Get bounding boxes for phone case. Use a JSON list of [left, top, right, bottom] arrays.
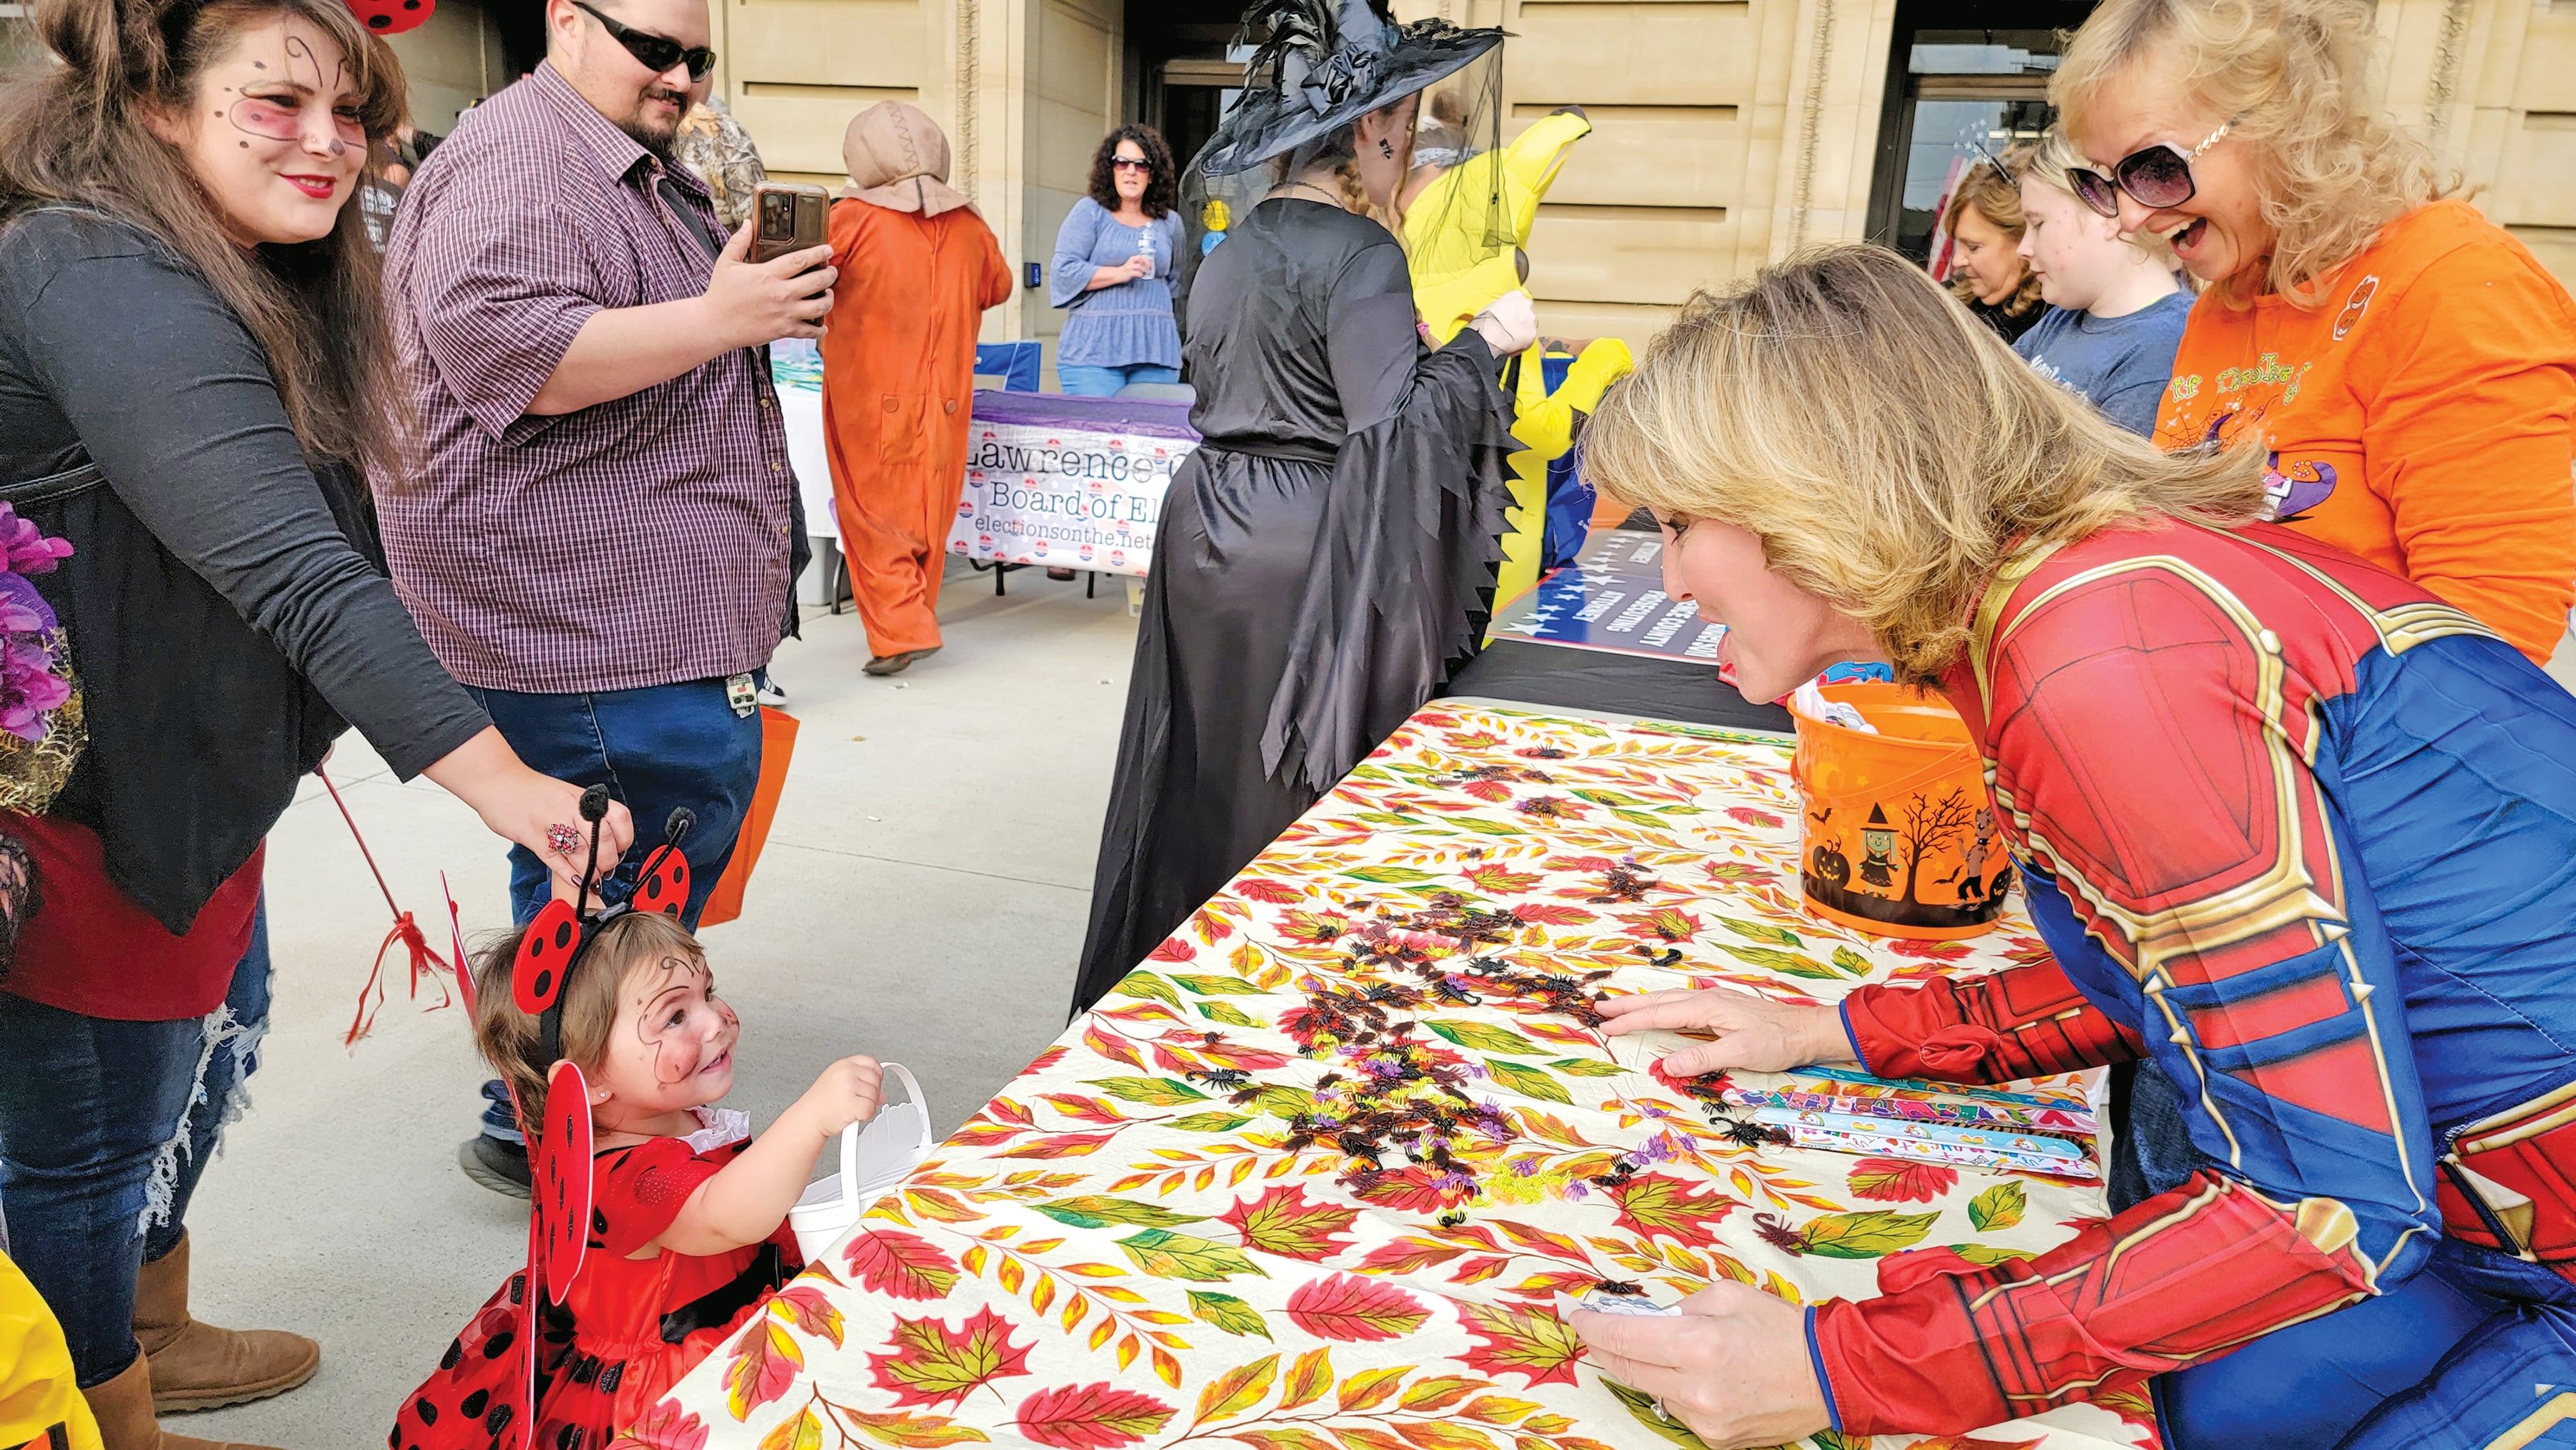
[[751, 182, 829, 264]]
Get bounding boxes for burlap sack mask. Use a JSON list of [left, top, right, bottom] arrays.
[[839, 102, 977, 217]]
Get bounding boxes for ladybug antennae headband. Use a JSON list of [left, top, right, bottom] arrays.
[[510, 797, 697, 1067]]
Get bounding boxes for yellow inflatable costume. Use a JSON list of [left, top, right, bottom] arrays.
[[1402, 108, 1635, 607], [1, 1250, 102, 1450]]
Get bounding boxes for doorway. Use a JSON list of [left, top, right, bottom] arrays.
[[1865, 0, 2097, 264], [1124, 0, 1244, 168]]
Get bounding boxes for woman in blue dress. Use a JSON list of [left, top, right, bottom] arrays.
[[1050, 127, 1185, 396]]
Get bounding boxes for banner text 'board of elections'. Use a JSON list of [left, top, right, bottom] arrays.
[[946, 391, 1199, 577]]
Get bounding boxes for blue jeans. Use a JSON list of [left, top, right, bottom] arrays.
[[1057, 363, 1179, 398], [465, 677, 761, 1142], [0, 904, 270, 1386]]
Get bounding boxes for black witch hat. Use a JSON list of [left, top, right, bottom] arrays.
[[1195, 0, 1503, 177]]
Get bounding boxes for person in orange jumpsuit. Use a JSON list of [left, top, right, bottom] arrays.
[[819, 102, 1013, 675]]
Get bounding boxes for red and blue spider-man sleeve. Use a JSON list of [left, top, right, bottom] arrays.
[[1810, 528, 2448, 1436]]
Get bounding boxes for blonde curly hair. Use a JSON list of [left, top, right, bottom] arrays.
[[2051, 0, 2452, 307], [1580, 245, 2268, 683]]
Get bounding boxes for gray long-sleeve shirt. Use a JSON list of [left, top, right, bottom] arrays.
[[0, 207, 489, 932]]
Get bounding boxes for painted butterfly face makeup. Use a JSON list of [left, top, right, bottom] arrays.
[[161, 14, 371, 247], [593, 951, 741, 1121], [227, 92, 367, 152]]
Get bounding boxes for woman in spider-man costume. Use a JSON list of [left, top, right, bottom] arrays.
[[1569, 245, 2576, 1450]]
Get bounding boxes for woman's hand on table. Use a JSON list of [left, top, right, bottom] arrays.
[[1571, 1283, 1830, 1449], [1597, 986, 1854, 1076]]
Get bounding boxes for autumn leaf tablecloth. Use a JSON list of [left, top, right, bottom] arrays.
[[643, 704, 2151, 1450]]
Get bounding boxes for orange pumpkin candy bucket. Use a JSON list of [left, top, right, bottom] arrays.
[[1790, 682, 2011, 941]]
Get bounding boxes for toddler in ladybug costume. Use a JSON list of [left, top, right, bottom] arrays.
[[394, 806, 882, 1450]]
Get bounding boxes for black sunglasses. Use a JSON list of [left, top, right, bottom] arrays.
[[572, 0, 716, 82], [2066, 122, 2230, 220], [1111, 157, 1153, 172]]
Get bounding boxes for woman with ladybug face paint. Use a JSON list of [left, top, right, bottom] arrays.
[[0, 0, 631, 1439], [147, 12, 373, 246]]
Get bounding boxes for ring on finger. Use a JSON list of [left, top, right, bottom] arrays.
[[545, 823, 583, 856]]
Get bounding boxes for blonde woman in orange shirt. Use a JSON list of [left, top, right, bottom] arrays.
[[2055, 0, 2576, 662]]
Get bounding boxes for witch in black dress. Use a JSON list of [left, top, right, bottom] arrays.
[[1073, 0, 1536, 1013]]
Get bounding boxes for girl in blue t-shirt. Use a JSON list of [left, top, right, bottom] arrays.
[[2010, 129, 2194, 436]]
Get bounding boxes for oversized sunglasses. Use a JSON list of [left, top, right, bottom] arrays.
[[1111, 157, 1153, 172], [2066, 121, 2230, 220], [572, 0, 717, 82]]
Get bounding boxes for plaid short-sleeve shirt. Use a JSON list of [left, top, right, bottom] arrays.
[[376, 63, 793, 695]]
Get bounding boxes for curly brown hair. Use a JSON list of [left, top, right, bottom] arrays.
[[1085, 125, 1176, 219]]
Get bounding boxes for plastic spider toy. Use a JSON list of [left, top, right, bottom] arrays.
[[1187, 1067, 1253, 1091], [1752, 1211, 1811, 1254], [1707, 1110, 1793, 1150]]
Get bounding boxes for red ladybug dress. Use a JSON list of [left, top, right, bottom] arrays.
[[392, 1111, 800, 1450]]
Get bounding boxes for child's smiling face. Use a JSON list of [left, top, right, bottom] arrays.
[[592, 947, 740, 1117]]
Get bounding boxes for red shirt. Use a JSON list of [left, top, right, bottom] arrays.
[[1, 813, 261, 1020]]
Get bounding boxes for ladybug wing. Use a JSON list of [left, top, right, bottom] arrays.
[[507, 1215, 542, 1450], [535, 1061, 594, 1304], [628, 843, 691, 919], [512, 899, 582, 1017]]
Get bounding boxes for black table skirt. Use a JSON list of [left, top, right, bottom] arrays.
[[1439, 638, 1795, 735]]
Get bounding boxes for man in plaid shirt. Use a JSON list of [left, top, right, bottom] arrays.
[[377, 0, 834, 1195]]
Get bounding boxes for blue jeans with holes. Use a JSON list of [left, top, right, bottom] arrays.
[[0, 903, 270, 1387], [464, 677, 761, 1143]]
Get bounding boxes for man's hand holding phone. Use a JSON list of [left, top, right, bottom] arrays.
[[703, 218, 834, 349]]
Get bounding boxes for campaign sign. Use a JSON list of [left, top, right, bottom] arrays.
[[1486, 529, 1731, 664], [947, 391, 1201, 579]]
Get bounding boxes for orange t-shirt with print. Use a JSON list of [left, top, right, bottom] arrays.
[[2153, 199, 2576, 662]]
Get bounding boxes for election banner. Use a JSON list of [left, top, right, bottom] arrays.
[[947, 391, 1201, 577], [1485, 529, 1732, 663]]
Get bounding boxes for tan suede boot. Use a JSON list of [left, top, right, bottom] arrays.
[[80, 1355, 281, 1450], [131, 1235, 319, 1414]]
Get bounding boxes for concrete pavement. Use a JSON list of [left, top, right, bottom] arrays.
[[180, 559, 1137, 1448]]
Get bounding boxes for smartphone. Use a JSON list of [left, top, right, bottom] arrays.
[[750, 182, 829, 265]]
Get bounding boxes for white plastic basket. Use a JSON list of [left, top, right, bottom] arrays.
[[788, 1062, 932, 1263]]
